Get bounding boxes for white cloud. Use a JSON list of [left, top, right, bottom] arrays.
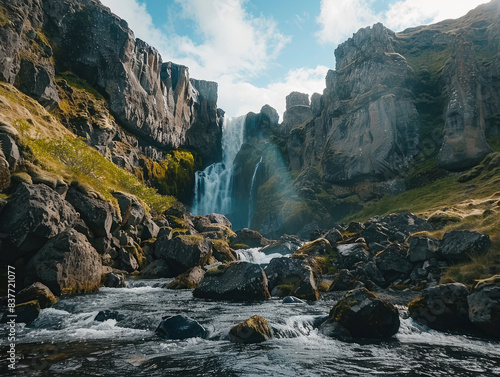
[[100, 0, 297, 117], [316, 0, 488, 45]]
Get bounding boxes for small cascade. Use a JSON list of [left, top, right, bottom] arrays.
[[191, 115, 246, 216], [236, 247, 289, 265], [247, 156, 264, 228]]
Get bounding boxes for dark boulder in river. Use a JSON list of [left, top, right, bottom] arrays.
[[156, 315, 207, 340], [329, 288, 400, 339], [193, 261, 271, 301], [229, 315, 273, 344]]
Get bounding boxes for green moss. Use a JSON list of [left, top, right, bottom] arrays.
[[205, 263, 230, 277], [278, 284, 294, 296], [333, 300, 357, 322], [231, 243, 249, 250], [0, 5, 11, 27], [56, 71, 104, 99]]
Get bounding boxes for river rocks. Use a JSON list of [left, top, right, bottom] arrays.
[[167, 266, 205, 289], [66, 184, 120, 238], [211, 240, 238, 263], [232, 228, 271, 248], [265, 257, 311, 292], [25, 228, 102, 295], [468, 275, 500, 337], [409, 283, 470, 330], [155, 234, 212, 276], [329, 288, 400, 338], [0, 183, 76, 254], [95, 310, 125, 322], [103, 271, 126, 288], [329, 269, 358, 291], [140, 259, 174, 279], [193, 262, 271, 301], [207, 213, 232, 229], [11, 300, 40, 325], [290, 269, 320, 301], [229, 315, 273, 344], [282, 296, 306, 304], [375, 243, 413, 284], [112, 191, 145, 227], [292, 238, 333, 259], [261, 235, 303, 255], [439, 230, 491, 262], [156, 315, 207, 340], [17, 282, 57, 309]]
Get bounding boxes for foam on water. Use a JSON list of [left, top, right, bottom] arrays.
[[237, 247, 289, 265]]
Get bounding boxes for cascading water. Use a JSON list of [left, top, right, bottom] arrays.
[[191, 115, 246, 216], [247, 156, 263, 228]]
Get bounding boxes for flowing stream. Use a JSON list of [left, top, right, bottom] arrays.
[[2, 275, 500, 376], [191, 115, 246, 217]]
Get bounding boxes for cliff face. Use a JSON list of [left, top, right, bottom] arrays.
[[0, 0, 222, 168]]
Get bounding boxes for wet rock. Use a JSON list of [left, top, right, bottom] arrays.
[[375, 243, 413, 284], [232, 228, 271, 248], [193, 262, 271, 301], [439, 230, 491, 262], [229, 315, 273, 344], [112, 191, 145, 227], [361, 223, 390, 245], [291, 269, 320, 301], [337, 243, 369, 270], [468, 275, 500, 337], [211, 240, 238, 263], [3, 300, 40, 325], [103, 272, 126, 288], [167, 266, 205, 289], [318, 319, 352, 340], [66, 185, 121, 238], [353, 261, 385, 288], [17, 282, 57, 309], [261, 235, 303, 255], [140, 259, 174, 279], [265, 257, 311, 292], [0, 183, 76, 254], [95, 310, 125, 322], [409, 283, 470, 331], [378, 212, 432, 239], [139, 218, 160, 240], [156, 315, 207, 340], [292, 238, 333, 259], [25, 228, 102, 295], [330, 288, 400, 339], [282, 296, 305, 304], [155, 234, 212, 276], [407, 236, 440, 263]]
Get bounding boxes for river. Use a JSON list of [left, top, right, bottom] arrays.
[[1, 273, 500, 376]]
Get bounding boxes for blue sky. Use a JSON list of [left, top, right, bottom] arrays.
[[100, 0, 488, 118]]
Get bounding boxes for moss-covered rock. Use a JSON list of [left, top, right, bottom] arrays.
[[229, 315, 273, 344], [17, 282, 57, 309], [211, 240, 238, 263], [167, 266, 205, 289]]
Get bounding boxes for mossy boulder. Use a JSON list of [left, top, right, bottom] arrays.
[[155, 234, 212, 276], [5, 300, 40, 324], [193, 261, 271, 301], [17, 282, 57, 309], [468, 275, 500, 337], [211, 240, 238, 263], [329, 288, 400, 339], [291, 238, 334, 259], [229, 315, 273, 344], [409, 283, 470, 331], [231, 228, 271, 248], [167, 266, 205, 289]]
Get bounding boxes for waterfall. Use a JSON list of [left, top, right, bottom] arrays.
[[191, 115, 246, 216], [247, 156, 263, 228]]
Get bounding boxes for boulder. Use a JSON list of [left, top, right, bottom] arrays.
[[375, 243, 413, 284], [337, 243, 370, 270], [167, 266, 205, 289], [0, 149, 10, 190], [378, 212, 432, 238], [229, 315, 273, 344], [468, 275, 500, 337], [439, 230, 491, 262], [103, 272, 126, 288], [0, 183, 76, 254], [329, 269, 358, 291], [156, 315, 207, 340], [6, 300, 40, 325], [232, 228, 271, 248], [140, 259, 174, 279], [265, 257, 311, 292], [261, 235, 303, 255], [211, 240, 238, 263], [291, 270, 320, 301], [292, 238, 334, 259], [193, 262, 271, 301], [407, 236, 440, 263], [330, 288, 400, 339], [17, 282, 57, 309], [318, 319, 352, 340], [112, 191, 145, 227], [353, 261, 386, 288], [25, 229, 102, 295], [207, 213, 232, 229], [139, 218, 160, 240], [155, 235, 212, 276], [117, 249, 139, 272], [409, 283, 470, 330], [323, 229, 343, 246], [95, 310, 125, 322], [0, 133, 20, 171], [360, 223, 390, 245]]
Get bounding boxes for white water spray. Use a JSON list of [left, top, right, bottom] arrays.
[[191, 115, 246, 216], [247, 156, 263, 228]]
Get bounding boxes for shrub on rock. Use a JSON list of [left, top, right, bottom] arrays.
[[229, 315, 273, 344]]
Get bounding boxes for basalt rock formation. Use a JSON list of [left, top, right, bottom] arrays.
[[0, 0, 222, 195]]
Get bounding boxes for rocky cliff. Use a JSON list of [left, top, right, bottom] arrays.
[[0, 0, 222, 191]]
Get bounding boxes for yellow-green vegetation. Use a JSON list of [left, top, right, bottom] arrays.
[[439, 277, 456, 285], [390, 284, 409, 291], [0, 82, 176, 213], [277, 284, 294, 295], [408, 297, 425, 315], [318, 281, 331, 292], [231, 243, 249, 250], [205, 263, 231, 277], [56, 71, 104, 99], [333, 300, 357, 322], [0, 5, 11, 27]]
